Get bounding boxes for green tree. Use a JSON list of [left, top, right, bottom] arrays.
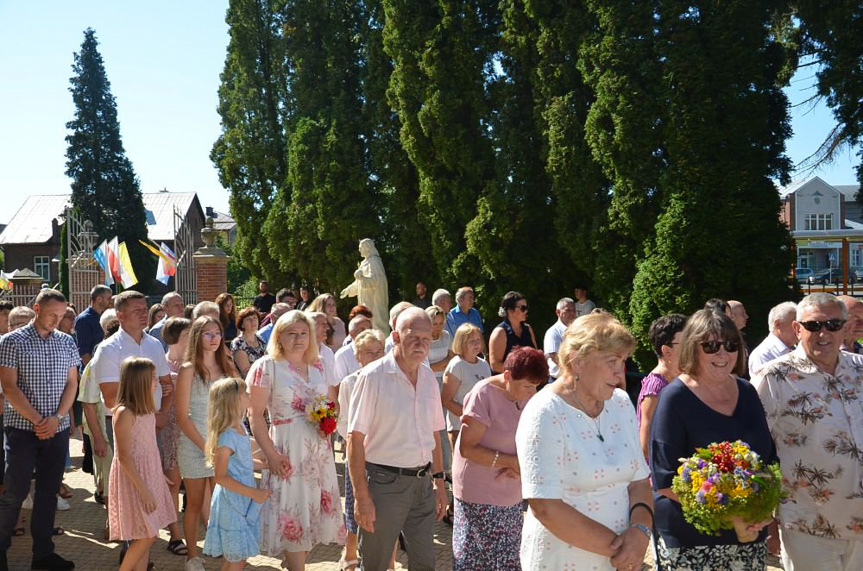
[[627, 0, 795, 360], [212, 0, 291, 285], [65, 28, 154, 290]]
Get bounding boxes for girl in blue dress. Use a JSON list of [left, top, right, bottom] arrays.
[[204, 378, 270, 569]]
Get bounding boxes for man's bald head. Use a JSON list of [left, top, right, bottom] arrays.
[[393, 307, 433, 368], [348, 314, 372, 337], [395, 306, 432, 333]]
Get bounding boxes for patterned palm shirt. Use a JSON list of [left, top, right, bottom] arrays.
[[752, 346, 863, 540]]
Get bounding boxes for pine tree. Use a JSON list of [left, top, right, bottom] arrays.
[[65, 28, 153, 290]]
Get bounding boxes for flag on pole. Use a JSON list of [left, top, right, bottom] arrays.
[[156, 242, 178, 285], [116, 242, 138, 288], [0, 271, 12, 291], [107, 237, 120, 282], [93, 239, 115, 286]]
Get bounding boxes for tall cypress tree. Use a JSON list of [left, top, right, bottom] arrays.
[[212, 0, 292, 284], [65, 28, 153, 290]]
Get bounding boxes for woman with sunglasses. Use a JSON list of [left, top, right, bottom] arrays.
[[489, 291, 538, 373], [649, 309, 777, 570]]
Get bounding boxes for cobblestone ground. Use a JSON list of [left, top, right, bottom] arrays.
[[6, 435, 784, 570]]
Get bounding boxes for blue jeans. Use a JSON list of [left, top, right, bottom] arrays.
[[0, 427, 69, 559]]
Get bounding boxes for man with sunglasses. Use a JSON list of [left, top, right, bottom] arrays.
[[752, 293, 863, 571]]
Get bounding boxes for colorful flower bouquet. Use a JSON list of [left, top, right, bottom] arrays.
[[306, 394, 338, 438], [672, 440, 784, 541]]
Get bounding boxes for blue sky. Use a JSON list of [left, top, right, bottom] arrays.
[[0, 1, 859, 226]]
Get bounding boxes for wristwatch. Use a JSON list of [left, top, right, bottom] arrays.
[[431, 471, 445, 480], [55, 413, 64, 422]]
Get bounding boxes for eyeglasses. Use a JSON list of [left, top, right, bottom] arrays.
[[699, 340, 740, 354], [517, 304, 529, 312], [202, 331, 223, 340], [797, 319, 846, 333]]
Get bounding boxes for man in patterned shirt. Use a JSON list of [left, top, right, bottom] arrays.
[[752, 293, 863, 571], [0, 289, 80, 570]]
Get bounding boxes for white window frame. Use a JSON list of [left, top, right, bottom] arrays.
[[33, 256, 50, 282], [804, 213, 833, 231]]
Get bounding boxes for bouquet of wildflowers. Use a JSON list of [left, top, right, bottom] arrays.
[[672, 440, 784, 541], [306, 394, 338, 438]]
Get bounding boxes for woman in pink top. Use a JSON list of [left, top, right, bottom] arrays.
[[451, 347, 548, 570]]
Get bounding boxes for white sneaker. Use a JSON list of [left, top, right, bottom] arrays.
[[21, 493, 33, 510], [56, 496, 71, 511], [184, 556, 206, 571]]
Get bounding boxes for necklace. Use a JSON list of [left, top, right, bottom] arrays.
[[569, 386, 604, 442]]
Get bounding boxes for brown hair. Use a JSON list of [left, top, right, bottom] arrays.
[[113, 290, 146, 312], [676, 309, 746, 377], [162, 317, 191, 346], [147, 303, 165, 329], [215, 293, 236, 330], [116, 357, 156, 415], [235, 306, 259, 331], [184, 316, 236, 383]]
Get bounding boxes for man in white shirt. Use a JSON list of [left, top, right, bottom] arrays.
[[94, 291, 172, 446], [307, 311, 338, 387], [348, 308, 447, 571], [334, 314, 372, 382], [748, 301, 797, 377], [543, 297, 575, 379]]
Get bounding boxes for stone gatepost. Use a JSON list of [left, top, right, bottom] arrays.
[[193, 217, 229, 303]]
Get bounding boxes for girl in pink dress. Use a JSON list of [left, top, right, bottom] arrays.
[[109, 357, 177, 571]]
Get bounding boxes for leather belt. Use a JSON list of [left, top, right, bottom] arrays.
[[367, 462, 431, 478]]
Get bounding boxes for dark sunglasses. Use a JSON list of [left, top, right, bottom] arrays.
[[517, 304, 529, 311], [699, 340, 740, 354], [797, 319, 846, 333]]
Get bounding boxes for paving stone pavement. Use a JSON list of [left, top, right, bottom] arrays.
[[5, 435, 783, 570]]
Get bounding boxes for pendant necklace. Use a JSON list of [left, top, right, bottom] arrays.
[[570, 386, 604, 442]]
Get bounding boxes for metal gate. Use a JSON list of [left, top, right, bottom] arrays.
[[65, 208, 101, 310], [173, 206, 197, 304]]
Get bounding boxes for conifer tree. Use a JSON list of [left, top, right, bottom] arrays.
[[65, 28, 153, 289]]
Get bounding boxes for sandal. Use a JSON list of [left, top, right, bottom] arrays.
[[166, 539, 188, 556], [53, 527, 64, 536], [58, 484, 73, 499], [13, 527, 24, 537], [338, 557, 359, 570]]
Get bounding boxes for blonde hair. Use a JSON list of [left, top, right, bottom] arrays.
[[425, 305, 445, 321], [267, 310, 320, 364], [558, 313, 636, 375], [451, 323, 482, 357], [205, 377, 247, 467], [116, 357, 156, 416], [352, 329, 385, 355]]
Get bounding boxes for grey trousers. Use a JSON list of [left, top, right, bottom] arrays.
[[359, 463, 436, 571]]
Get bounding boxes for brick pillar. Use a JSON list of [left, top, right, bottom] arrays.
[[193, 247, 229, 303]]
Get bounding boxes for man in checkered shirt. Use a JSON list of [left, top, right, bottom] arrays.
[[0, 289, 80, 571]]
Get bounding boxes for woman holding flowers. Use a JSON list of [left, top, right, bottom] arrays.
[[247, 310, 345, 570], [516, 313, 653, 570], [649, 309, 778, 569]]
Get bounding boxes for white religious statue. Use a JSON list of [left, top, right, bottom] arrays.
[[340, 238, 390, 334]]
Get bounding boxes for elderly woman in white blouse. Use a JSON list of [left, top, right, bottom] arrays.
[[516, 313, 653, 571]]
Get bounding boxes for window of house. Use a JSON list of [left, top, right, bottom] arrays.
[[854, 249, 863, 268], [798, 251, 814, 269], [33, 256, 50, 282], [804, 213, 833, 231]]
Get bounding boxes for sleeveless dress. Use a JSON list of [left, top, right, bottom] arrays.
[[499, 320, 535, 362], [204, 428, 262, 562], [108, 413, 177, 540], [156, 358, 181, 471], [248, 356, 346, 554], [177, 372, 215, 479]]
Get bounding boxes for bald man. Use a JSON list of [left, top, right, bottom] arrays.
[[347, 308, 446, 571], [837, 295, 863, 353]]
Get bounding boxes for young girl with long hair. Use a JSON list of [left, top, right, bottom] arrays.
[[108, 357, 176, 571], [203, 377, 270, 569], [176, 316, 237, 571]]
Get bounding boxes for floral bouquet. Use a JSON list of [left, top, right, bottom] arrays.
[[306, 394, 338, 438], [672, 440, 784, 541]]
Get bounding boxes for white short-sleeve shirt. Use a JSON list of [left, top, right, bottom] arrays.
[[91, 328, 170, 416]]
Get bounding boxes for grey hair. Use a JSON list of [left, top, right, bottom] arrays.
[[556, 297, 575, 311], [796, 293, 848, 321], [192, 301, 220, 320], [161, 291, 182, 305], [353, 328, 385, 356], [270, 303, 291, 317], [348, 314, 371, 333], [767, 301, 797, 330], [389, 301, 415, 329], [431, 289, 451, 305], [99, 308, 117, 330], [455, 287, 474, 302]]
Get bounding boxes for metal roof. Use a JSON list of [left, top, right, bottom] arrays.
[[0, 192, 201, 245], [0, 195, 71, 245]]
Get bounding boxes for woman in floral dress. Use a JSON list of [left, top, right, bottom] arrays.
[[247, 310, 345, 570]]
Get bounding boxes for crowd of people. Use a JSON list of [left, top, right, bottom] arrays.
[[0, 277, 859, 571]]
